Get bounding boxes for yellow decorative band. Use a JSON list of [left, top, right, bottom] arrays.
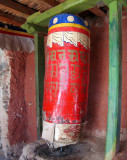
[[48, 23, 90, 33]]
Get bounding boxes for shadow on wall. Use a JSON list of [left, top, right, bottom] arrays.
[[85, 13, 127, 139], [86, 18, 109, 138]]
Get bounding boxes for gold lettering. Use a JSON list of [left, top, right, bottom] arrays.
[[50, 64, 58, 77], [79, 51, 88, 64], [68, 50, 78, 62], [58, 50, 66, 60], [49, 82, 58, 98], [70, 64, 80, 79], [70, 83, 79, 93], [50, 50, 56, 61]]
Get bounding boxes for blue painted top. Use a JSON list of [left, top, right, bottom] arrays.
[[49, 13, 90, 29]]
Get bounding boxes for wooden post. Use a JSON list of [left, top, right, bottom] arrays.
[[105, 0, 122, 160], [34, 32, 45, 139]]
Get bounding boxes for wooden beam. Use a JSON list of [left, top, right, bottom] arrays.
[[0, 15, 21, 27], [89, 6, 107, 17], [39, 0, 59, 7], [0, 11, 25, 27], [0, 0, 35, 19], [96, 1, 105, 7], [23, 22, 48, 34], [57, 0, 106, 7], [30, 0, 59, 11], [34, 32, 45, 139], [103, 0, 127, 7], [56, 0, 66, 2], [105, 0, 122, 160], [21, 0, 127, 32], [22, 0, 100, 30], [17, 0, 59, 11], [15, 0, 46, 12], [57, 0, 107, 17]]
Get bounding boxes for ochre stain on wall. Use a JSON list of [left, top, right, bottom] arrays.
[[85, 18, 109, 137], [25, 52, 37, 143], [7, 50, 28, 145], [85, 12, 127, 138]]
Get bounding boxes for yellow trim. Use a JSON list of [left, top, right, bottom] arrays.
[[0, 27, 33, 37], [48, 23, 90, 33]]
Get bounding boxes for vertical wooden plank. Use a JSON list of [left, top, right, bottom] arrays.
[[34, 32, 45, 139], [105, 1, 122, 160]]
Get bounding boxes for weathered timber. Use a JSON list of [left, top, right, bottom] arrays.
[[0, 0, 35, 19], [34, 32, 45, 138], [22, 0, 127, 32], [23, 23, 48, 34], [0, 16, 22, 27], [22, 0, 100, 29], [105, 0, 122, 160], [16, 0, 59, 12], [89, 6, 107, 17], [0, 11, 25, 27], [103, 0, 127, 7], [56, 0, 66, 2], [58, 0, 107, 17], [38, 0, 59, 7]]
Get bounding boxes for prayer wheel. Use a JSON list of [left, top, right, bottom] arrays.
[[42, 14, 90, 148]]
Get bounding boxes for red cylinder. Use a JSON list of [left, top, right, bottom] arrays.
[[42, 14, 90, 147]]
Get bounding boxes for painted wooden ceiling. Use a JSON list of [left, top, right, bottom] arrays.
[[0, 0, 108, 27]]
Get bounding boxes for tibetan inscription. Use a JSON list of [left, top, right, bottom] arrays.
[[43, 14, 90, 125], [42, 14, 90, 147]]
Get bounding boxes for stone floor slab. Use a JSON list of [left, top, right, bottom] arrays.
[[19, 136, 106, 160]]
